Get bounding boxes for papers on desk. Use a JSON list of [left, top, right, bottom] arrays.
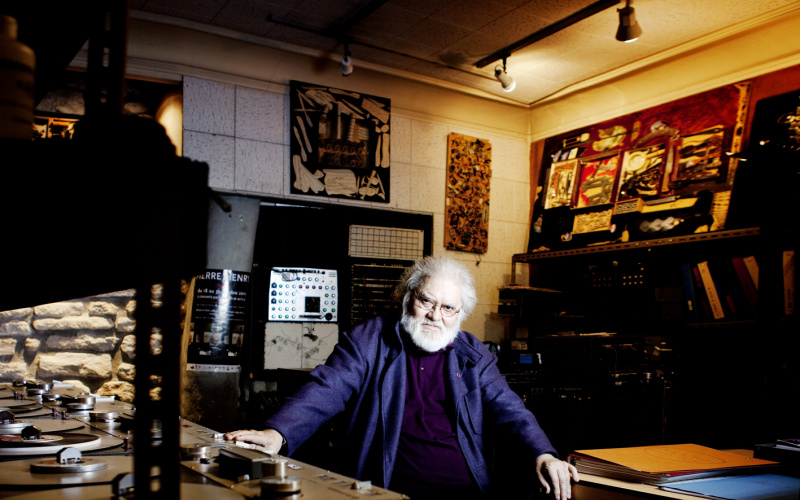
[[660, 474, 800, 500], [569, 444, 778, 485]]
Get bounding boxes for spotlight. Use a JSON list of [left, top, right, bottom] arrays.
[[494, 57, 516, 92], [616, 0, 642, 42], [339, 43, 353, 76]]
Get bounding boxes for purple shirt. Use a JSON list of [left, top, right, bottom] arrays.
[[390, 344, 476, 496]]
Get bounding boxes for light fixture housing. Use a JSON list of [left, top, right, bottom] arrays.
[[494, 59, 516, 92], [616, 0, 642, 42], [339, 55, 353, 76], [339, 43, 353, 76]]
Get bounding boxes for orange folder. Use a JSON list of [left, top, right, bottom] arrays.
[[574, 443, 777, 473]]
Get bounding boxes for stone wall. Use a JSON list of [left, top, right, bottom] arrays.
[[0, 289, 141, 402]]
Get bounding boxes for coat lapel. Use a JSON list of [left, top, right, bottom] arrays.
[[380, 321, 406, 487]]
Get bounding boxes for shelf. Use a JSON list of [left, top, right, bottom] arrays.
[[513, 227, 761, 262]]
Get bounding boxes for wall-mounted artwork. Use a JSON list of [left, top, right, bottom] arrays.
[[544, 159, 578, 209], [289, 81, 390, 202], [575, 153, 620, 208], [674, 128, 725, 186], [617, 143, 668, 202], [573, 208, 613, 234], [529, 81, 751, 250], [444, 133, 491, 253]]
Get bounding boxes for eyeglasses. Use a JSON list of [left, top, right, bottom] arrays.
[[414, 292, 461, 317]]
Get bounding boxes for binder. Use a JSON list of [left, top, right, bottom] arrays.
[[743, 255, 759, 290], [732, 256, 759, 315], [680, 263, 697, 318], [784, 250, 795, 316], [697, 261, 725, 319], [692, 265, 712, 319]]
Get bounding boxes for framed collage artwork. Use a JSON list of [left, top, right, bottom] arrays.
[[444, 133, 491, 253], [617, 143, 668, 202], [544, 159, 578, 209], [574, 153, 620, 208], [289, 81, 391, 202]]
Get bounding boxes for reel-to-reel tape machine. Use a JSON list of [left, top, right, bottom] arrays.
[[0, 381, 406, 499]]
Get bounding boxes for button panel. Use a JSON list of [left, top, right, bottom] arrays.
[[267, 267, 338, 322]]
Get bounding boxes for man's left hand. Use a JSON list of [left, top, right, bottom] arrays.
[[536, 453, 580, 500]]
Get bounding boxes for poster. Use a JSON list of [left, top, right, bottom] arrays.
[[186, 270, 251, 371], [289, 80, 390, 202]]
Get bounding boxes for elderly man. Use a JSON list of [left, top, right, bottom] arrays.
[[226, 256, 578, 499]]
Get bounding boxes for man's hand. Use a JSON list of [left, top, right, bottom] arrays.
[[536, 453, 580, 500], [224, 429, 284, 454]]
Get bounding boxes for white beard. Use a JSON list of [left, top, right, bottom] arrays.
[[401, 311, 460, 352]]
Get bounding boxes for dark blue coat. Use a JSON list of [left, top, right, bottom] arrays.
[[264, 315, 556, 493]]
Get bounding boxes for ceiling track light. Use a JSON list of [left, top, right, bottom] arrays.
[[339, 42, 353, 76], [616, 0, 643, 42], [494, 57, 516, 92]]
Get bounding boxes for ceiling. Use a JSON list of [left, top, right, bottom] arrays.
[[72, 1, 800, 105]]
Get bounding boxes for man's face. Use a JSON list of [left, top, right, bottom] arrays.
[[401, 275, 463, 352]]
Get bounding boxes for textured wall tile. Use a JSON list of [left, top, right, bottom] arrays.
[[483, 219, 508, 263], [431, 212, 445, 253], [183, 76, 235, 136], [488, 177, 512, 224], [390, 115, 411, 164], [388, 161, 412, 210], [490, 178, 530, 225], [490, 135, 530, 182], [409, 165, 445, 214], [236, 86, 285, 144], [509, 180, 531, 224], [234, 138, 284, 195], [411, 120, 448, 169], [486, 220, 530, 263], [184, 131, 235, 190]]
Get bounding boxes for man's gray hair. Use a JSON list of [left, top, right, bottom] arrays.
[[394, 256, 477, 318]]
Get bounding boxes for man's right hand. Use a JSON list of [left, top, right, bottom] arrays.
[[224, 429, 284, 454]]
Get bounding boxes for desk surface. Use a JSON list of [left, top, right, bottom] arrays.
[[574, 473, 707, 500]]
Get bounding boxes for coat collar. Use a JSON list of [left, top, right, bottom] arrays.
[[393, 317, 481, 369]]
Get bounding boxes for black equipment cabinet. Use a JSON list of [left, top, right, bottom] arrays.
[[506, 227, 798, 453]]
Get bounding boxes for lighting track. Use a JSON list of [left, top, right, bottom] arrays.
[[473, 0, 621, 68], [265, 13, 497, 82]]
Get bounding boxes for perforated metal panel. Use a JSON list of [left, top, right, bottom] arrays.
[[349, 225, 423, 261]]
